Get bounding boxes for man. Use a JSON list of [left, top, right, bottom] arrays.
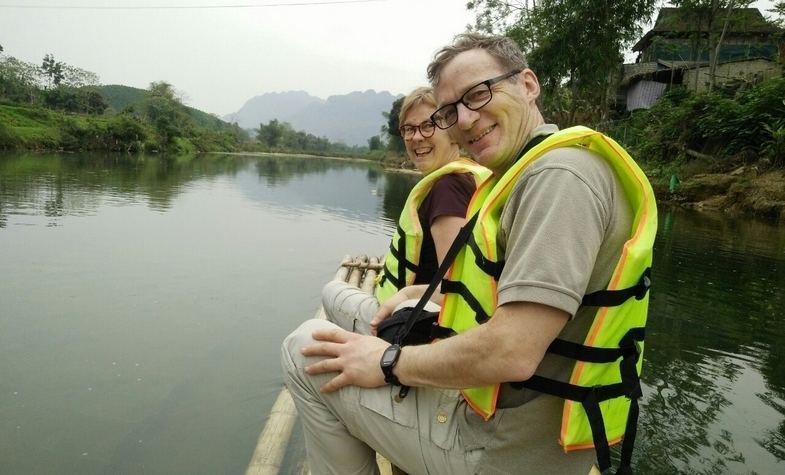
[[281, 33, 655, 474]]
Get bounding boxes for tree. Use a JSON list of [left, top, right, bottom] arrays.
[[368, 135, 382, 150], [42, 86, 108, 114], [0, 55, 40, 103], [770, 1, 785, 27], [142, 81, 192, 147], [468, 1, 537, 39], [60, 64, 100, 88], [41, 53, 64, 88], [669, 0, 754, 92], [468, 0, 658, 124], [256, 119, 286, 149], [382, 96, 405, 154]]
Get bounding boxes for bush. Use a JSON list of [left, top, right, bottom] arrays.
[[609, 77, 785, 169], [43, 87, 108, 115], [105, 114, 148, 151], [0, 119, 17, 149], [762, 120, 785, 167]]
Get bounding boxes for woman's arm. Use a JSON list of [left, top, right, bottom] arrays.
[[430, 215, 466, 267]]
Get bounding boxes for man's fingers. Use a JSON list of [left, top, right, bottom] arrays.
[[320, 373, 349, 393], [304, 354, 342, 375], [311, 327, 352, 344], [301, 341, 342, 358]]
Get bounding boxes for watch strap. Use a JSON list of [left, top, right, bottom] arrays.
[[380, 344, 402, 386]]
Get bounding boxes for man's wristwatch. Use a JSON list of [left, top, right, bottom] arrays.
[[380, 344, 402, 386]]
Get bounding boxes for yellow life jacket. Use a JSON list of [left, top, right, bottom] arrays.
[[438, 126, 657, 473], [375, 159, 491, 303]]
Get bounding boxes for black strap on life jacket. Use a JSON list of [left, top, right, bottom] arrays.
[[378, 224, 421, 290], [394, 213, 479, 346], [466, 233, 505, 279], [582, 268, 651, 307], [511, 327, 645, 474], [439, 279, 491, 324]]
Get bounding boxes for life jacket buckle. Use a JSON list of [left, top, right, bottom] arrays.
[[634, 274, 651, 300], [429, 322, 455, 340]]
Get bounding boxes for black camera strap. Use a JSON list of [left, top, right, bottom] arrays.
[[392, 212, 477, 400], [393, 212, 478, 346]]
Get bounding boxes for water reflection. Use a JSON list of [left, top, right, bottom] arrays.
[[381, 171, 419, 226], [0, 153, 416, 230], [639, 208, 785, 474]]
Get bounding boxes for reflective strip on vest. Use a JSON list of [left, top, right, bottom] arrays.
[[437, 126, 657, 452], [374, 159, 491, 304]]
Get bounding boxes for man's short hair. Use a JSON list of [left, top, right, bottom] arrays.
[[427, 33, 529, 87], [398, 86, 436, 125]]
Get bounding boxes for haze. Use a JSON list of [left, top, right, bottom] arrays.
[[0, 1, 777, 117], [0, 0, 474, 116]]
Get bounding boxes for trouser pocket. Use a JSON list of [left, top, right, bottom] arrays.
[[424, 389, 463, 451], [358, 384, 417, 428]]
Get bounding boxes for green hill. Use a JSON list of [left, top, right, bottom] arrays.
[[96, 84, 145, 111], [97, 84, 232, 132]]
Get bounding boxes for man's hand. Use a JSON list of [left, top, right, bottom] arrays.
[[302, 326, 390, 393]]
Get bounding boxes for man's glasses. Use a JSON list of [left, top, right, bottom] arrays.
[[430, 70, 521, 130], [399, 121, 436, 139]]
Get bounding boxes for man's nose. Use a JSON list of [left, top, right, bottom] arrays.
[[456, 102, 479, 130]]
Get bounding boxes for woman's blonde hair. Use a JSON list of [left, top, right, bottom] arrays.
[[398, 86, 437, 126]]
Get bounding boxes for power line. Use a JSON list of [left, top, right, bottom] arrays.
[[0, 0, 387, 10]]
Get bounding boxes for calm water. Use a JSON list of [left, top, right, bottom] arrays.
[[1, 153, 783, 474]]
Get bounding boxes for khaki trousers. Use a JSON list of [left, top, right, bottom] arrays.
[[281, 281, 596, 474], [281, 318, 480, 475]]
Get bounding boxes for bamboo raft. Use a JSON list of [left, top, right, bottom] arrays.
[[245, 255, 395, 475]]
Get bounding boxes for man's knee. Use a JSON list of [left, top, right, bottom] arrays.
[[281, 319, 337, 375], [321, 280, 350, 310]]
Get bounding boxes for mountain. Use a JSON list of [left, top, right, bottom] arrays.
[[225, 90, 400, 146]]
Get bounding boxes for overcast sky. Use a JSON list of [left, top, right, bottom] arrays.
[[0, 0, 475, 115], [0, 0, 778, 116]]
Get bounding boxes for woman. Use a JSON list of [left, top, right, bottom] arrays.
[[322, 86, 489, 335]]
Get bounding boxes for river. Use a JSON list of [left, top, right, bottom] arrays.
[[1, 152, 783, 474]]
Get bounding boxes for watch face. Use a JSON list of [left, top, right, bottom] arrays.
[[381, 346, 399, 366]]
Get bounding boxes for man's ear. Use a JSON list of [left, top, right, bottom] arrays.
[[517, 68, 540, 104]]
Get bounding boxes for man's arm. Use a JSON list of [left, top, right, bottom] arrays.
[[395, 301, 568, 388], [303, 300, 567, 393]]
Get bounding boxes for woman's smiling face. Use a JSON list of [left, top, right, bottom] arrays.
[[402, 103, 457, 175]]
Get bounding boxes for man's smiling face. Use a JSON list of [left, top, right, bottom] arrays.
[[434, 48, 541, 174]]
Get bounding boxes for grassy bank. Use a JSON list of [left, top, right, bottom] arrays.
[[0, 103, 249, 154]]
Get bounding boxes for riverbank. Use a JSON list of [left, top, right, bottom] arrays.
[[656, 167, 785, 221], [210, 150, 379, 164], [0, 103, 246, 154], [380, 156, 785, 221]]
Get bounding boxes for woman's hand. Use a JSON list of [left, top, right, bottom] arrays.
[[370, 285, 427, 335]]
